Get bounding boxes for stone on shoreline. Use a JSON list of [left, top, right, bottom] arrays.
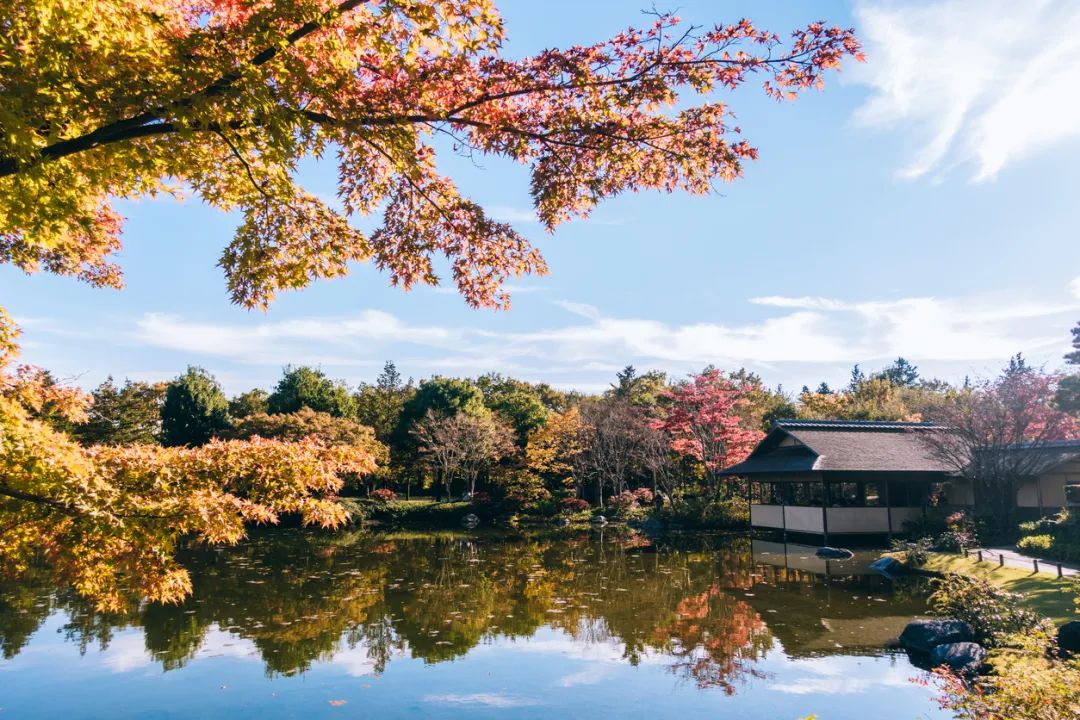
[[899, 619, 973, 654], [930, 642, 986, 675]]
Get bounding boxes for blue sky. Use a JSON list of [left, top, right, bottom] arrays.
[[4, 0, 1080, 395]]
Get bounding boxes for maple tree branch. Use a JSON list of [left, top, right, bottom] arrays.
[[0, 484, 78, 514], [0, 0, 367, 178]]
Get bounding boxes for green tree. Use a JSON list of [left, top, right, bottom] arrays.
[[876, 357, 919, 387], [728, 368, 796, 432], [160, 366, 229, 447], [74, 377, 166, 445], [355, 361, 414, 442], [228, 389, 269, 419], [397, 377, 487, 433], [1057, 322, 1080, 415], [610, 366, 668, 410], [475, 373, 549, 446], [267, 366, 356, 418]]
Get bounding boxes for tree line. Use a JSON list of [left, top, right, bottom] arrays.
[[58, 321, 1080, 523]]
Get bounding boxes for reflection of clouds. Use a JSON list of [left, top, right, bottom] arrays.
[[101, 626, 260, 674], [557, 665, 616, 687], [330, 645, 382, 677], [483, 631, 665, 667], [99, 633, 154, 673], [188, 627, 260, 662], [770, 656, 913, 696], [423, 693, 542, 708]]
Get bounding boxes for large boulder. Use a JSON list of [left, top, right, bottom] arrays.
[[590, 515, 608, 526], [899, 619, 973, 654], [869, 556, 906, 577], [461, 513, 480, 529], [930, 642, 986, 675], [816, 546, 855, 560], [1058, 620, 1080, 656]]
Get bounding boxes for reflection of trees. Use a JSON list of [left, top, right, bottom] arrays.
[[0, 568, 54, 658], [3, 530, 926, 692]]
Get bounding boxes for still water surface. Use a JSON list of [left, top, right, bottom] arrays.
[[0, 530, 948, 719]]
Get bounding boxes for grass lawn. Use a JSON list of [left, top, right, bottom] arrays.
[[920, 552, 1077, 625]]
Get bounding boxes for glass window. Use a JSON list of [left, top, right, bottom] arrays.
[[887, 481, 908, 507], [831, 482, 860, 507], [1065, 484, 1080, 506], [864, 482, 882, 507]]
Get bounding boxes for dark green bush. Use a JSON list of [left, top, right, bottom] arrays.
[[656, 497, 748, 530]]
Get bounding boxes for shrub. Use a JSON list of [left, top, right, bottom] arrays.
[[1017, 534, 1054, 553], [934, 511, 980, 551], [469, 490, 493, 506], [632, 487, 654, 505], [934, 631, 1080, 720], [497, 470, 552, 513], [657, 496, 748, 530], [368, 488, 397, 503], [559, 497, 591, 513], [607, 491, 637, 512], [890, 537, 933, 566], [929, 574, 1042, 647]]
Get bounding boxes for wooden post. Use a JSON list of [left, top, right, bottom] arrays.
[[1034, 558, 1039, 573], [821, 478, 830, 547], [884, 480, 893, 541], [1057, 563, 1063, 578], [977, 550, 983, 563], [999, 553, 1004, 568]]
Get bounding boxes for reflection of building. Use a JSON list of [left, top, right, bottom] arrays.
[[724, 419, 1080, 541], [741, 539, 929, 657]]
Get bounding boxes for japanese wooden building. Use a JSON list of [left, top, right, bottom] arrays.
[[721, 420, 953, 540], [724, 419, 1080, 541]]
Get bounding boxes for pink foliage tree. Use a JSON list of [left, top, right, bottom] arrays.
[[924, 355, 1079, 532], [651, 368, 763, 497]]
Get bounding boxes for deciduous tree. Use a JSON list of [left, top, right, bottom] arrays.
[[651, 369, 761, 497], [74, 377, 167, 446], [160, 366, 230, 447], [267, 366, 356, 418], [0, 2, 860, 312], [922, 356, 1080, 534]]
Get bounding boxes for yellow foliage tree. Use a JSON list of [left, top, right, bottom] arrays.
[[525, 407, 584, 491]]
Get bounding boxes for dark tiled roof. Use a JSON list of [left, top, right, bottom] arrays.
[[983, 440, 1080, 473], [722, 419, 953, 476], [790, 429, 951, 472]]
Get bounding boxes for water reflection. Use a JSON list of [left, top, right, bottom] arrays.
[[0, 530, 929, 692]]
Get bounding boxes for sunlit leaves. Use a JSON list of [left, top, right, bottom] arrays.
[[1, 1, 860, 309], [0, 376, 379, 611]]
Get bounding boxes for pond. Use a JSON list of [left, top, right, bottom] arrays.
[[0, 530, 949, 719]]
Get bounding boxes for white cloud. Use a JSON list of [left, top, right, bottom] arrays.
[[32, 278, 1079, 392], [770, 656, 913, 696], [423, 693, 541, 708], [852, 0, 1080, 181], [487, 205, 540, 223]]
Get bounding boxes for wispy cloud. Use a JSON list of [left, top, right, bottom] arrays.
[[852, 0, 1080, 181], [423, 693, 541, 708], [487, 205, 540, 223], [120, 276, 1080, 390]]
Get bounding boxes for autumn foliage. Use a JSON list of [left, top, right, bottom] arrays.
[[0, 361, 379, 611], [651, 369, 763, 495], [0, 0, 860, 310]]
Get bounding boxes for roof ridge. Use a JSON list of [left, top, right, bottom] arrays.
[[774, 418, 947, 431]]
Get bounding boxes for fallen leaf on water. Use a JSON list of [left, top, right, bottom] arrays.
[[329, 700, 347, 707]]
